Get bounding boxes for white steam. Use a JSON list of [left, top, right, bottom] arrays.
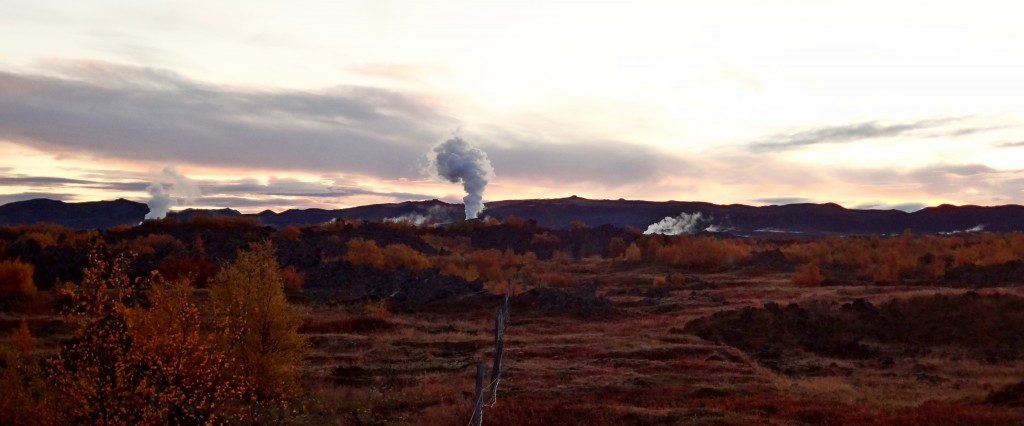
[[144, 166, 200, 219], [144, 183, 173, 220], [384, 206, 451, 227], [644, 212, 719, 235], [428, 137, 494, 220]]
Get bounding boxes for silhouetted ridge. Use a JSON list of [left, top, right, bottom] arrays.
[[1, 196, 1023, 234], [0, 198, 149, 229]]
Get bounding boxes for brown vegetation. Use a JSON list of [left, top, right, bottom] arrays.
[[1, 220, 1024, 424], [0, 258, 35, 298]]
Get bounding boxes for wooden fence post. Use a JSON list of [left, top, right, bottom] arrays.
[[469, 363, 485, 426]]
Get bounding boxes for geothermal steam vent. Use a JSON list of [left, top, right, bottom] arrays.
[[428, 137, 494, 220]]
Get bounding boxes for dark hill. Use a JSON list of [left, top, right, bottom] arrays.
[[0, 198, 148, 229], [256, 199, 463, 228], [1, 196, 1023, 235]]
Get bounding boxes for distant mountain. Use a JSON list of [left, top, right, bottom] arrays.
[[0, 198, 149, 229], [255, 199, 464, 228], [1, 196, 1023, 235], [483, 196, 1024, 235]]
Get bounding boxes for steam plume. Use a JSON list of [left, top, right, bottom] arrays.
[[428, 137, 494, 219], [144, 166, 200, 219], [645, 212, 715, 235], [384, 205, 453, 227], [144, 183, 173, 219]]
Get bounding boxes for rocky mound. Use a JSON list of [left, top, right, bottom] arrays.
[[944, 261, 1024, 287], [513, 285, 616, 316], [306, 263, 483, 311], [685, 293, 1024, 371]]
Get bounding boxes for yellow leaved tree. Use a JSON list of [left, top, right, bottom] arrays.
[[208, 240, 308, 423]]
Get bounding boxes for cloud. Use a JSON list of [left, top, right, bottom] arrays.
[[191, 196, 301, 209], [851, 202, 926, 212], [752, 197, 813, 205], [998, 141, 1024, 148], [202, 178, 433, 201], [0, 176, 96, 186], [748, 118, 955, 152], [483, 139, 683, 187], [0, 192, 76, 204], [0, 61, 689, 191], [0, 62, 452, 179], [0, 174, 149, 191], [834, 163, 1023, 203]]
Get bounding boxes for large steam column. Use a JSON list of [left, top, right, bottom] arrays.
[[428, 137, 494, 220]]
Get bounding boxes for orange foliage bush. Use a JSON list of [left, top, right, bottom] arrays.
[[0, 259, 35, 298], [157, 239, 218, 288], [344, 237, 384, 268], [539, 271, 575, 287], [126, 233, 181, 255], [501, 215, 525, 227], [278, 225, 303, 240], [470, 249, 505, 283], [23, 232, 56, 249], [607, 237, 627, 259], [792, 263, 824, 287], [281, 265, 306, 291], [623, 242, 642, 262], [530, 232, 561, 246], [189, 215, 261, 229], [382, 243, 431, 270], [652, 236, 752, 271]]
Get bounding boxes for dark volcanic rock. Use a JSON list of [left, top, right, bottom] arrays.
[[685, 293, 1024, 371], [308, 263, 482, 311], [943, 261, 1024, 287], [513, 285, 616, 316], [986, 381, 1024, 406]]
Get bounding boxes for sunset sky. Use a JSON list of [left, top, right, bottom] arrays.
[[1, 0, 1023, 213]]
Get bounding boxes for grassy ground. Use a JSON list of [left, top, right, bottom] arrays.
[[288, 258, 1024, 425]]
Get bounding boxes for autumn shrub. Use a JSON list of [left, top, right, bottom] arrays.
[[653, 236, 752, 271], [501, 215, 525, 227], [792, 262, 824, 287], [208, 241, 307, 422], [188, 215, 261, 229], [157, 253, 218, 288], [281, 265, 306, 291], [126, 233, 180, 255], [529, 231, 561, 250], [278, 224, 303, 240], [47, 249, 155, 424], [382, 243, 431, 270], [470, 248, 505, 283], [129, 277, 238, 424], [105, 224, 134, 233], [539, 271, 575, 287], [0, 259, 36, 299], [606, 237, 627, 258], [623, 242, 642, 262], [36, 242, 308, 424], [344, 237, 385, 268], [0, 323, 46, 426]]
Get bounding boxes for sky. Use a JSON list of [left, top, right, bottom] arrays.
[[1, 0, 1023, 213]]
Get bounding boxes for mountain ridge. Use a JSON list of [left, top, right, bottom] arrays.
[[1, 196, 1022, 235]]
